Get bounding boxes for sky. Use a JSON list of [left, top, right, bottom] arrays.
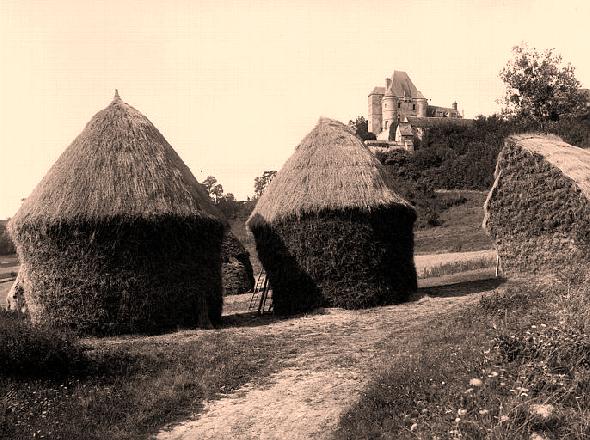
[[0, 0, 589, 219]]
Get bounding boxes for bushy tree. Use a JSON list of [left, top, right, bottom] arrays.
[[201, 176, 224, 203], [253, 171, 277, 199], [348, 116, 376, 141], [499, 44, 586, 126]]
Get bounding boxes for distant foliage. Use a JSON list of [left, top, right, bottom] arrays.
[[0, 221, 15, 255], [377, 114, 590, 193], [201, 176, 224, 203], [348, 116, 376, 141], [500, 44, 587, 126], [253, 171, 277, 199]]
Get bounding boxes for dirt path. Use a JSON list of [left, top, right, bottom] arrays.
[[157, 279, 500, 440]]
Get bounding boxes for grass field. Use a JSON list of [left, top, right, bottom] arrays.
[[5, 190, 585, 439], [415, 190, 493, 255]]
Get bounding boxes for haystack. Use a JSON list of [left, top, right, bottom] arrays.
[[247, 118, 417, 314], [221, 231, 254, 295], [484, 134, 590, 277], [7, 92, 224, 334]]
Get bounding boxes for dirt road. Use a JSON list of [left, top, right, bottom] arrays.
[[157, 278, 501, 440]]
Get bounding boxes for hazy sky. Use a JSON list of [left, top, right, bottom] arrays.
[[1, 0, 588, 219]]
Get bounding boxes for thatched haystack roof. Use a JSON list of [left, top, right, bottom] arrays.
[[507, 134, 590, 197], [10, 91, 218, 230], [484, 133, 590, 277], [248, 118, 412, 227], [247, 118, 416, 314]]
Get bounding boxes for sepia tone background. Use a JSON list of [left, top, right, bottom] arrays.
[[0, 0, 588, 218]]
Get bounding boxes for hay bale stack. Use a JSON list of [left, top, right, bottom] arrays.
[[484, 134, 590, 277], [7, 92, 224, 334], [221, 231, 254, 295], [247, 118, 417, 314]]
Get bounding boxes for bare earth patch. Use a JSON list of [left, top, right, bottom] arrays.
[[157, 278, 498, 440]]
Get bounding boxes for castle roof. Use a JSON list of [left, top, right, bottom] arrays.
[[388, 71, 424, 99], [369, 86, 386, 96]]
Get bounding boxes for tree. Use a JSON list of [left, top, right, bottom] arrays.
[[499, 44, 586, 126], [348, 116, 376, 141], [201, 175, 224, 203], [253, 171, 277, 199], [216, 193, 240, 218], [210, 183, 224, 203], [202, 176, 218, 194]]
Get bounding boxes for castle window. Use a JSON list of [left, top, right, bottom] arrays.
[[398, 102, 401, 108], [412, 104, 416, 111]]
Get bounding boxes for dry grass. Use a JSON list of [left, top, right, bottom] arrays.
[[248, 117, 413, 228], [511, 134, 590, 199], [419, 255, 496, 279], [9, 93, 218, 229], [7, 94, 226, 334]]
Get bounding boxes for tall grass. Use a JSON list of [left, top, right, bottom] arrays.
[[336, 275, 590, 439], [420, 256, 496, 278]]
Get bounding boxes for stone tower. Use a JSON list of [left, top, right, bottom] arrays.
[[416, 97, 428, 117], [368, 87, 385, 134], [381, 79, 398, 134]]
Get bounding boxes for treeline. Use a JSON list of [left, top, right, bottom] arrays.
[[377, 114, 590, 191]]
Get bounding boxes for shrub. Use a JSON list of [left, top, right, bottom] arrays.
[[0, 221, 15, 255], [0, 310, 87, 377]]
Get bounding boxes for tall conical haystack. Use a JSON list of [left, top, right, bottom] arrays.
[[484, 134, 590, 277], [247, 118, 417, 314], [7, 92, 225, 334]]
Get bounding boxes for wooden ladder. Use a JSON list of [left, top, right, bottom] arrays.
[[248, 269, 273, 314]]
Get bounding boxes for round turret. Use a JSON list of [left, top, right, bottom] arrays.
[[381, 91, 398, 132], [416, 98, 428, 117]]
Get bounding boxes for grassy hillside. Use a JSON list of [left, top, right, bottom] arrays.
[[415, 190, 492, 255]]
